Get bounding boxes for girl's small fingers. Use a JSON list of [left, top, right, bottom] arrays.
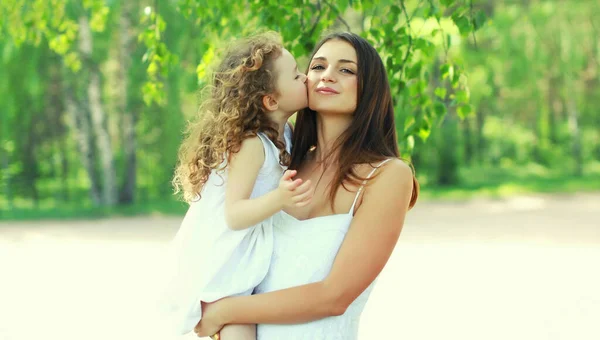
[[294, 199, 311, 207], [293, 190, 313, 204], [282, 169, 297, 181], [288, 178, 303, 189], [294, 182, 313, 195]]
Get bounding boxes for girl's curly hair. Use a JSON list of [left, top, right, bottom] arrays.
[[173, 32, 291, 202]]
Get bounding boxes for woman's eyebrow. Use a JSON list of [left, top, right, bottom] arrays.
[[312, 56, 357, 65]]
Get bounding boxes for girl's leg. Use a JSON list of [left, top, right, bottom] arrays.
[[216, 324, 256, 340]]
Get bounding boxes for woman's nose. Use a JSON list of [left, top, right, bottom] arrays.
[[321, 68, 335, 82]]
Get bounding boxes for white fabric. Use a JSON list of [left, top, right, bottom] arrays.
[[255, 159, 392, 340], [158, 125, 292, 336]]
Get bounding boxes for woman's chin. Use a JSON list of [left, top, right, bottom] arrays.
[[308, 106, 354, 116], [308, 102, 334, 113]]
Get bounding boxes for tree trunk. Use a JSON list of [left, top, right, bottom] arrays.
[[48, 60, 70, 202], [431, 57, 459, 186], [559, 17, 583, 177], [117, 1, 137, 204], [59, 136, 70, 201], [24, 118, 40, 208], [587, 11, 600, 160], [462, 117, 474, 166], [437, 113, 460, 186], [64, 88, 102, 205], [475, 107, 486, 165], [1, 146, 12, 210], [566, 98, 583, 176], [547, 75, 560, 145], [79, 15, 118, 206]]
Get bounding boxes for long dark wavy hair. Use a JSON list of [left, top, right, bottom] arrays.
[[289, 32, 419, 209]]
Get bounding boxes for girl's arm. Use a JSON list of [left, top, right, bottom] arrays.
[[200, 159, 414, 331], [224, 137, 311, 231]]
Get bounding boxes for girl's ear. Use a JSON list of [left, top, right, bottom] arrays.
[[262, 94, 279, 112]]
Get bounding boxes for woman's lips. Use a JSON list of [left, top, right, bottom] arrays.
[[315, 86, 339, 94]]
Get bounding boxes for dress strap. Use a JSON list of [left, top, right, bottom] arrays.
[[349, 158, 393, 214]]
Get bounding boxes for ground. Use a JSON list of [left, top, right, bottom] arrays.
[[1, 193, 598, 340]]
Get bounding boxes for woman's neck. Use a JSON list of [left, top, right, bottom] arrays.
[[313, 112, 352, 163]]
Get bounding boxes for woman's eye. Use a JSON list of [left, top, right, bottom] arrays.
[[341, 68, 355, 74], [310, 65, 325, 70]]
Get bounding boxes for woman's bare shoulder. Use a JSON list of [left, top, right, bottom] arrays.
[[356, 158, 413, 181]]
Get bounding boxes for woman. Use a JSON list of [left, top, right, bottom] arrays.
[[195, 32, 419, 340]]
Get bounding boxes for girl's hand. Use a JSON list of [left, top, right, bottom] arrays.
[[194, 301, 225, 338], [277, 170, 313, 209]]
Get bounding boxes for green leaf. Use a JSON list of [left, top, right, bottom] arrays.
[[425, 3, 440, 18], [418, 126, 431, 141], [452, 14, 472, 35], [404, 116, 416, 130], [414, 38, 435, 56], [434, 101, 447, 118], [440, 63, 454, 80], [451, 66, 462, 88], [397, 80, 406, 92], [457, 104, 473, 118], [386, 56, 394, 71], [406, 135, 415, 149], [89, 6, 110, 32], [454, 90, 469, 103], [434, 87, 447, 99], [407, 61, 422, 79], [473, 10, 487, 30]]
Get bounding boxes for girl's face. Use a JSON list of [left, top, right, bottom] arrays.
[[307, 40, 358, 116], [273, 48, 308, 114]]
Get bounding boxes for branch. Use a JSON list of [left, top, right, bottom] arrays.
[[155, 0, 160, 40], [307, 0, 324, 37], [426, 0, 449, 57], [323, 0, 351, 31], [470, 0, 478, 49], [398, 0, 413, 79], [589, 13, 600, 66]]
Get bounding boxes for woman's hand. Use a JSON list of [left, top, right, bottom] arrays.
[[194, 301, 225, 338]]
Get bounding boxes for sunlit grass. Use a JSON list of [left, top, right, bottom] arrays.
[[0, 199, 188, 221], [1, 163, 599, 220], [420, 162, 600, 200]]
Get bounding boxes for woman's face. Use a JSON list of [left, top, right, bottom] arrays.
[[307, 39, 358, 115]]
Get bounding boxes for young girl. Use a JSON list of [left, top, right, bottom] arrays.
[[160, 32, 310, 340]]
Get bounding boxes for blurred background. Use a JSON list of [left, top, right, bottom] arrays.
[[1, 0, 598, 217], [1, 1, 599, 340]]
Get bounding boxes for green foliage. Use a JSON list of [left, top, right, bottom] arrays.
[[1, 0, 599, 218], [138, 7, 180, 105]]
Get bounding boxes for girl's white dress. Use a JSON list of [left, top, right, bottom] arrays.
[[159, 125, 292, 335]]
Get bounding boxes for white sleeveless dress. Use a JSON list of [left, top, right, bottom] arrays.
[[255, 159, 392, 340], [159, 125, 292, 336]]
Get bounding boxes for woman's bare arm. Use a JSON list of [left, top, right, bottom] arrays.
[[210, 159, 414, 325]]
